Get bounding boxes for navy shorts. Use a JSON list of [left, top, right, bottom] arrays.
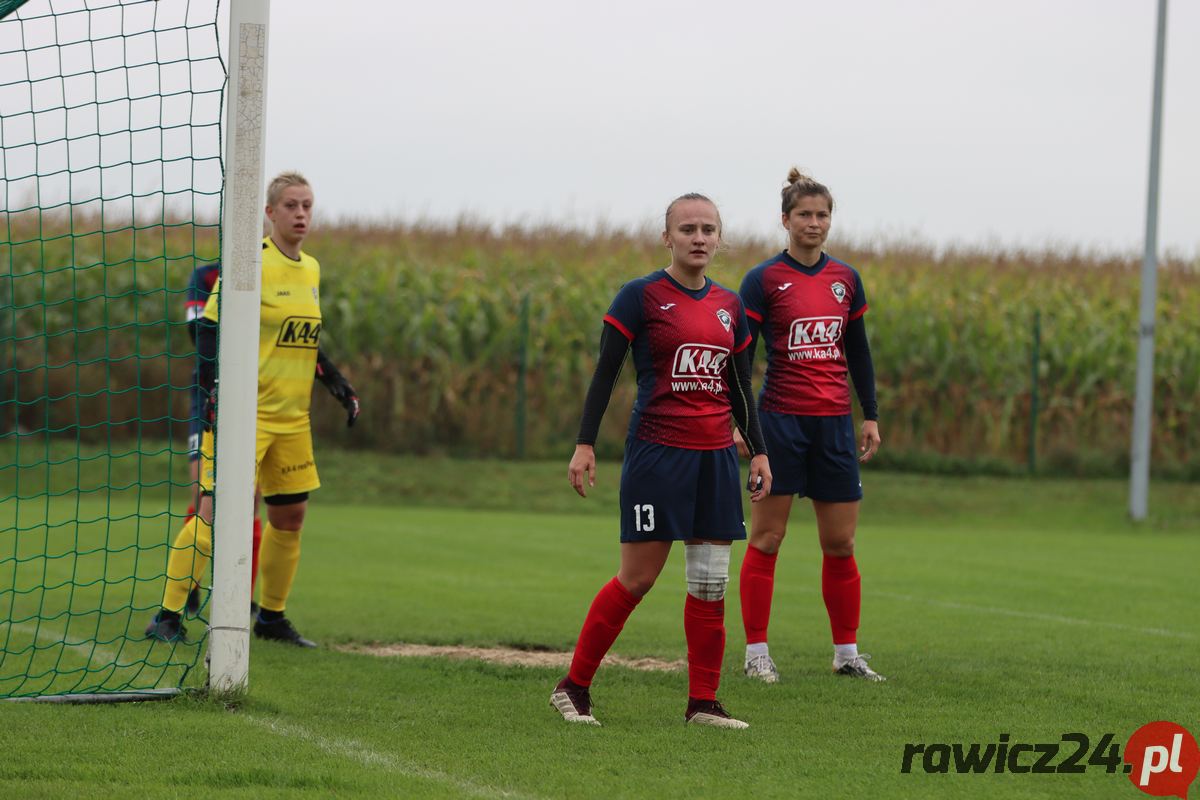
[[618, 438, 746, 543], [186, 385, 205, 462], [761, 411, 863, 502]]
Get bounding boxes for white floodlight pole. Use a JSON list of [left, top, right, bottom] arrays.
[[1129, 0, 1167, 522], [210, 0, 270, 693]]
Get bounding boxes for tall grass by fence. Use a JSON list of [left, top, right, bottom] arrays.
[[4, 214, 1198, 478]]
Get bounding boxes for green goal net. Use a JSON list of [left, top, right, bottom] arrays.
[[1, 0, 225, 700]]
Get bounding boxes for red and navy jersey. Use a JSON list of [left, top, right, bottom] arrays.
[[185, 262, 220, 324], [184, 262, 220, 388], [604, 269, 752, 450], [740, 251, 867, 416]]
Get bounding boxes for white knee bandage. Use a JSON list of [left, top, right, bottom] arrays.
[[685, 543, 731, 601]]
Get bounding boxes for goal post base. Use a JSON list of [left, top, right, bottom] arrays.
[[4, 688, 182, 705]]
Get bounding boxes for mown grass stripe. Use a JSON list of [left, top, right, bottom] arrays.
[[876, 591, 1197, 640]]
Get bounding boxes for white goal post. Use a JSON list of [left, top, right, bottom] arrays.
[[209, 0, 270, 694]]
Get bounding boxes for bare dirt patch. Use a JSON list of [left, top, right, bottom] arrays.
[[336, 642, 684, 673]]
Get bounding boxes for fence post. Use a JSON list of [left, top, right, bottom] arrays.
[[515, 292, 530, 459], [1028, 309, 1041, 474]]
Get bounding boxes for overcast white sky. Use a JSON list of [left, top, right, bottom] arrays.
[[264, 1, 1197, 255]]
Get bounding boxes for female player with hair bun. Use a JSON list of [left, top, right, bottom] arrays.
[[550, 193, 772, 729], [736, 168, 885, 683]]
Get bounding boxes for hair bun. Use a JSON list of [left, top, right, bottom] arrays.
[[780, 169, 834, 214]]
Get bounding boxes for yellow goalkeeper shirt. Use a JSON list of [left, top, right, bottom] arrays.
[[203, 237, 322, 434]]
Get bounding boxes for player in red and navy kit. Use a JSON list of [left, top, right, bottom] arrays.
[[183, 260, 220, 501], [181, 261, 264, 616], [550, 194, 772, 729], [736, 169, 885, 683]]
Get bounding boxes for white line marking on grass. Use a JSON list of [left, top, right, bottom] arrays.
[[244, 715, 544, 800], [3, 621, 126, 663], [875, 591, 1198, 641]]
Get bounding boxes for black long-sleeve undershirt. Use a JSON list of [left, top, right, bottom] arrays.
[[576, 323, 631, 446], [315, 347, 348, 385], [745, 315, 878, 421], [728, 345, 767, 457], [574, 321, 768, 456], [842, 315, 878, 421], [195, 317, 218, 394]]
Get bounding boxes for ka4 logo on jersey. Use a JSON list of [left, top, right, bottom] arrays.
[[789, 316, 842, 349], [277, 316, 322, 348], [672, 343, 729, 378]]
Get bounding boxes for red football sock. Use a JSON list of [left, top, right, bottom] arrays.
[[251, 517, 263, 592], [567, 577, 641, 687], [684, 594, 725, 701], [739, 545, 778, 645], [822, 554, 861, 645]]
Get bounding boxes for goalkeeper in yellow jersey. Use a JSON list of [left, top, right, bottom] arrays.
[[146, 171, 359, 647]]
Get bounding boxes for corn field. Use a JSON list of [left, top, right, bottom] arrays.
[[3, 214, 1198, 478]]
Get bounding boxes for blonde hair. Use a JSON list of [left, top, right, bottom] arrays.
[[266, 171, 311, 206], [781, 168, 834, 215], [664, 192, 722, 233]]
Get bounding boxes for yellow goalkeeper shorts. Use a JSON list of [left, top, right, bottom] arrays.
[[198, 426, 321, 497]]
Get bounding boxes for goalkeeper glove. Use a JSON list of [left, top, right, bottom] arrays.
[[315, 349, 360, 428]]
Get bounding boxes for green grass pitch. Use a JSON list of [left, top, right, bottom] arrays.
[[1, 456, 1198, 799]]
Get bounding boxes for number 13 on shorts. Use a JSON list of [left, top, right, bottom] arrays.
[[632, 503, 655, 532]]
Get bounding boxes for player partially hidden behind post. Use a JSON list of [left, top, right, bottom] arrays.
[[145, 172, 360, 647], [550, 193, 772, 728], [181, 257, 264, 617], [735, 168, 884, 683]]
